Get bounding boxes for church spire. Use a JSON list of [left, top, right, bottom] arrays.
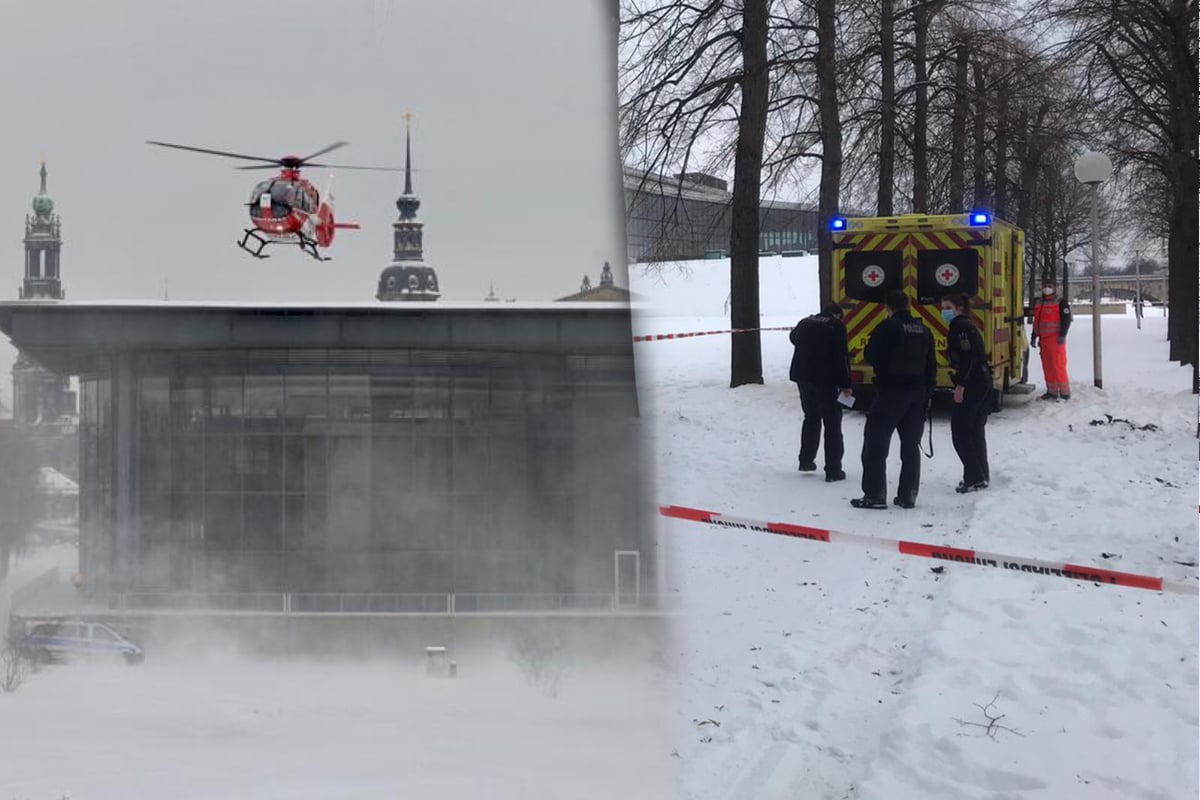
[[377, 112, 439, 302], [24, 160, 63, 301], [403, 111, 414, 196]]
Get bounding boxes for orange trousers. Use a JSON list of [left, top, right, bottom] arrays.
[[1039, 341, 1070, 396]]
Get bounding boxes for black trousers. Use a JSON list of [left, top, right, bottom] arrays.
[[797, 382, 844, 473], [861, 383, 927, 503], [951, 384, 992, 485]]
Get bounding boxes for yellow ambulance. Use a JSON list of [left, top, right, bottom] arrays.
[[828, 212, 1030, 408]]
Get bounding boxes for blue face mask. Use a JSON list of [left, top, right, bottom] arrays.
[[941, 309, 956, 323]]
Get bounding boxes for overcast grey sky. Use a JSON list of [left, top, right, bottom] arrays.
[[0, 0, 625, 406]]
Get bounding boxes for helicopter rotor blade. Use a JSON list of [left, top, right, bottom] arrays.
[[146, 140, 283, 164], [235, 164, 288, 171], [297, 141, 350, 163], [305, 163, 428, 172]]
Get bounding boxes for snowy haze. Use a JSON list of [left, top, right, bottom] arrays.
[[0, 0, 626, 405], [631, 256, 1198, 799]]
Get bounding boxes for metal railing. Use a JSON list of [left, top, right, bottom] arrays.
[[82, 591, 634, 615]]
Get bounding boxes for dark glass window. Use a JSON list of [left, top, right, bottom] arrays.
[[917, 248, 979, 305], [843, 250, 903, 303]]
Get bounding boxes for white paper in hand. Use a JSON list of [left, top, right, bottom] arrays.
[[837, 392, 856, 408]]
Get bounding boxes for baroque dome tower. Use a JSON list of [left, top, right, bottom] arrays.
[[377, 113, 440, 302]]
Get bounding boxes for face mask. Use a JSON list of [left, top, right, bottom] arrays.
[[1042, 288, 1054, 296], [941, 308, 956, 323]]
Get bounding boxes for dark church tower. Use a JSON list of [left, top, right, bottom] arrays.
[[14, 162, 75, 427], [21, 162, 64, 301], [377, 113, 440, 301]]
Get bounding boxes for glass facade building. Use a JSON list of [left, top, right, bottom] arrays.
[[7, 304, 650, 612], [624, 167, 821, 263]]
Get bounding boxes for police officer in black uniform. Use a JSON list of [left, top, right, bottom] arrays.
[[851, 290, 936, 510], [789, 304, 853, 481], [940, 293, 992, 492]]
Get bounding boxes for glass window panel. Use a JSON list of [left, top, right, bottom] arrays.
[[285, 375, 328, 433], [204, 494, 241, 547], [371, 376, 414, 422], [171, 436, 204, 493], [138, 435, 171, 495], [412, 437, 451, 492], [453, 437, 489, 493], [208, 376, 243, 434], [239, 436, 282, 493], [410, 497, 451, 550], [171, 493, 204, 541], [528, 438, 572, 494], [243, 375, 283, 433], [243, 494, 283, 550], [490, 379, 524, 416], [304, 436, 326, 495], [170, 377, 206, 435], [138, 492, 171, 542], [329, 375, 370, 421], [138, 377, 170, 438], [452, 493, 490, 549], [489, 436, 526, 493], [371, 435, 412, 493], [284, 436, 305, 493], [451, 377, 488, 421], [283, 494, 305, 549], [304, 492, 327, 549], [492, 491, 528, 550], [205, 436, 239, 492], [412, 377, 451, 420]]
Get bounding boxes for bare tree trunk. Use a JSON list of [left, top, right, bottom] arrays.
[[816, 0, 842, 307], [948, 40, 969, 212], [971, 60, 988, 209], [911, 5, 930, 213], [729, 0, 770, 388], [1167, 149, 1198, 381], [878, 0, 896, 215], [993, 91, 1009, 218]]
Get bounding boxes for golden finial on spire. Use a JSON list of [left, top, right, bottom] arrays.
[[402, 110, 415, 130]]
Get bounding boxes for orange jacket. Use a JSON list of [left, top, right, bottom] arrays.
[[1033, 297, 1072, 341]]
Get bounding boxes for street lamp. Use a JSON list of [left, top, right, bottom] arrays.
[[1074, 150, 1113, 389]]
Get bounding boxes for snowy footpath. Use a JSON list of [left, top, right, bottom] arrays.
[[633, 257, 1198, 800]]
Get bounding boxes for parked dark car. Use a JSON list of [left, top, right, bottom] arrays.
[[20, 620, 144, 666]]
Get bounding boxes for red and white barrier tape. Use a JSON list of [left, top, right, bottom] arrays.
[[633, 326, 792, 343], [660, 504, 1198, 595]]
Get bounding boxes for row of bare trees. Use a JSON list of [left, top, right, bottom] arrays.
[[619, 0, 1197, 390]]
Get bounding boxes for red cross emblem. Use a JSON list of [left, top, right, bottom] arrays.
[[862, 266, 884, 287], [934, 263, 960, 286]]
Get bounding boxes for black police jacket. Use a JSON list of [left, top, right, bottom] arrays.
[[946, 315, 992, 388], [789, 313, 851, 388], [864, 310, 936, 389]]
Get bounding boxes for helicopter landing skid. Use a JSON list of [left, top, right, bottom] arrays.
[[297, 234, 332, 262], [237, 229, 331, 262], [238, 229, 272, 259]]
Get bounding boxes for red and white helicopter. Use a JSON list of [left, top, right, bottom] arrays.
[[147, 140, 402, 261]]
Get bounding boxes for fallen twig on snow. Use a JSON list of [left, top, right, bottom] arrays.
[[953, 692, 1024, 740]]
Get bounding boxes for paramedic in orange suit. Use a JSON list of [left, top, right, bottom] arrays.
[[1031, 282, 1072, 401]]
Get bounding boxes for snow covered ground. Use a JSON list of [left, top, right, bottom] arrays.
[[0, 565, 675, 799], [0, 650, 675, 799], [632, 255, 1198, 800]]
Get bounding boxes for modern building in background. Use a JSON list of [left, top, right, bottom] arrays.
[[0, 301, 650, 612], [377, 116, 440, 302], [624, 166, 821, 263]]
